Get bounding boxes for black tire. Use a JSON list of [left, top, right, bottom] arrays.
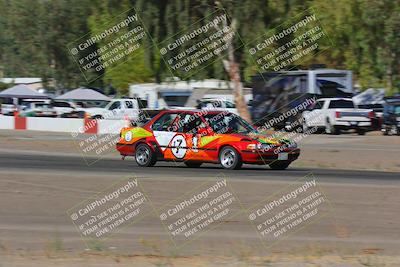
[[392, 125, 400, 136], [219, 146, 242, 170], [383, 126, 389, 136], [357, 129, 366, 135], [184, 161, 203, 168], [135, 143, 156, 167], [326, 120, 340, 135], [302, 120, 309, 133], [269, 161, 291, 170]]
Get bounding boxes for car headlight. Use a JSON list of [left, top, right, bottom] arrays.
[[246, 143, 257, 150], [246, 143, 264, 150]]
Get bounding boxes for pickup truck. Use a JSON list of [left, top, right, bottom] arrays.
[[302, 98, 374, 135], [0, 104, 17, 115], [381, 97, 400, 136], [85, 98, 147, 121]]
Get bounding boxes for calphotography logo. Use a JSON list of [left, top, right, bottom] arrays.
[[247, 8, 331, 72], [247, 174, 331, 246], [68, 8, 151, 82], [67, 177, 152, 242], [158, 10, 243, 79], [153, 176, 244, 248]]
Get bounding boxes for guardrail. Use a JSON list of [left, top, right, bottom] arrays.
[[0, 114, 127, 134]]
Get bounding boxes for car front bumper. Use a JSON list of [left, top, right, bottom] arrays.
[[241, 148, 300, 164], [335, 120, 371, 129]]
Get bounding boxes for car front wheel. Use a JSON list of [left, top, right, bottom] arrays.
[[135, 144, 156, 167], [356, 128, 366, 135], [219, 146, 242, 170]]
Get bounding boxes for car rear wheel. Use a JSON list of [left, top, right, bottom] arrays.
[[302, 119, 309, 133], [391, 125, 400, 136], [382, 125, 389, 135], [269, 161, 291, 170], [135, 144, 156, 167], [357, 129, 366, 135], [325, 120, 340, 135], [184, 161, 202, 168], [219, 146, 242, 170]]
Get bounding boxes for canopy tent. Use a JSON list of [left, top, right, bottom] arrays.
[[0, 84, 49, 99], [55, 88, 110, 101]]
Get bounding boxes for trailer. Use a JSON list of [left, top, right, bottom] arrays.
[[251, 68, 354, 129]]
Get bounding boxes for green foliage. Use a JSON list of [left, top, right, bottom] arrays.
[[87, 0, 153, 95], [0, 0, 399, 94], [0, 82, 10, 91], [312, 0, 400, 92]]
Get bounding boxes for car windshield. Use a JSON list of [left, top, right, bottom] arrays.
[[204, 113, 256, 134], [329, 100, 354, 108], [35, 103, 52, 108]]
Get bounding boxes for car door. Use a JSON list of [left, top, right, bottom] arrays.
[[151, 112, 179, 160], [108, 101, 123, 119], [123, 100, 140, 121], [53, 101, 73, 116], [172, 113, 209, 161]]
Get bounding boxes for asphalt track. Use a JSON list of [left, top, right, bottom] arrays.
[[0, 150, 398, 183]]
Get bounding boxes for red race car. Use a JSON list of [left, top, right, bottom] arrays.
[[116, 110, 300, 170]]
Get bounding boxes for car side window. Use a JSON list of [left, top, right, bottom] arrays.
[[213, 101, 222, 108], [175, 114, 205, 134], [125, 101, 134, 109], [313, 101, 324, 110], [225, 101, 235, 108], [151, 113, 178, 131], [53, 102, 70, 107], [109, 101, 121, 110]]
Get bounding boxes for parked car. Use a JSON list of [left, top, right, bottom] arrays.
[[85, 98, 147, 120], [116, 110, 300, 170], [51, 100, 85, 118], [19, 102, 57, 117], [302, 98, 374, 135], [358, 103, 384, 130], [381, 97, 400, 136], [0, 104, 17, 115]]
